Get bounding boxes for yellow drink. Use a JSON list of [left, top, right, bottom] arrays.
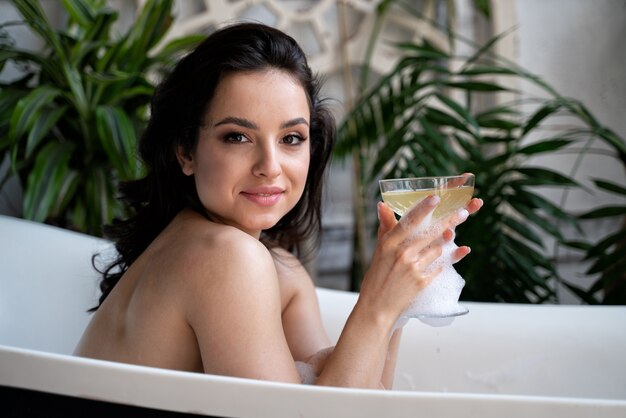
[[382, 186, 473, 218]]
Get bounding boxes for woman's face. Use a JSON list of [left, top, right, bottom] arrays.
[[177, 70, 311, 237]]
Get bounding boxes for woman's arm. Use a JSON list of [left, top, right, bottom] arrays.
[[274, 246, 399, 389], [380, 327, 402, 389], [185, 196, 481, 388], [273, 248, 332, 362], [184, 225, 399, 387], [185, 229, 302, 383], [316, 196, 483, 389]]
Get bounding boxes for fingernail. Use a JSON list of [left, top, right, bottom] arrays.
[[458, 208, 469, 221], [377, 202, 384, 220], [425, 195, 440, 205]]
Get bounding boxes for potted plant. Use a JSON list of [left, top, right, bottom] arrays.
[[0, 0, 203, 235]]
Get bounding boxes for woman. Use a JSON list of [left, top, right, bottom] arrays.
[[74, 22, 482, 389]]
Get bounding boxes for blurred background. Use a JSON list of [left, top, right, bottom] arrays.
[[1, 0, 624, 305]]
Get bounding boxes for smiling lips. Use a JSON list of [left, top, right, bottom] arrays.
[[240, 187, 284, 206]]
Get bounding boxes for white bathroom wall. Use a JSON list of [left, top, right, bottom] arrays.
[[514, 0, 626, 210]]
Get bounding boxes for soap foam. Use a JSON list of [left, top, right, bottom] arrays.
[[295, 361, 317, 385], [398, 211, 469, 327], [398, 209, 435, 243]]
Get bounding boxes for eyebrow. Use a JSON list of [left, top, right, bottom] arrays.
[[280, 117, 309, 129], [212, 116, 309, 130]]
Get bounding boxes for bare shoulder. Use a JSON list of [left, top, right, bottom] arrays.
[[168, 214, 297, 380], [164, 209, 279, 299], [166, 211, 274, 282], [149, 210, 280, 320]]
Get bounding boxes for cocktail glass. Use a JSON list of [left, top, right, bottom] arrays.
[[379, 174, 474, 327]]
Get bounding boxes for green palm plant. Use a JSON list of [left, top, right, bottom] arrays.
[[574, 180, 626, 304], [0, 0, 203, 235], [335, 3, 626, 303]]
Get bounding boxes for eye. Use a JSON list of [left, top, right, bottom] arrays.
[[223, 132, 249, 144], [282, 134, 307, 145]]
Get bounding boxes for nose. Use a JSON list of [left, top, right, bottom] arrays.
[[252, 142, 282, 179]]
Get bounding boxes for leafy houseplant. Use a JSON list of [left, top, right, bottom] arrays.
[[576, 181, 626, 304], [335, 2, 626, 303], [0, 0, 203, 235]]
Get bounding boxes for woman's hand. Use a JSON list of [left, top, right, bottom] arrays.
[[447, 196, 483, 263], [315, 191, 482, 389], [357, 194, 483, 329]]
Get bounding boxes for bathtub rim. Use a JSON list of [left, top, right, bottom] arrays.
[[2, 344, 625, 418]]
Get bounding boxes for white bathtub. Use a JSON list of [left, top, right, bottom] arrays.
[[1, 214, 625, 417]]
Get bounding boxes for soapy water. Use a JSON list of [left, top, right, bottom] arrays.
[[295, 361, 317, 385], [397, 208, 469, 328]]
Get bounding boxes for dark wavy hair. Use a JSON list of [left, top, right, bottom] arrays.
[[92, 22, 335, 310]]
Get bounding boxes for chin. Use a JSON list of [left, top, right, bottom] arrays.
[[242, 217, 282, 234], [255, 220, 282, 232]]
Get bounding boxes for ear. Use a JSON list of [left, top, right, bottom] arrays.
[[176, 146, 194, 176]]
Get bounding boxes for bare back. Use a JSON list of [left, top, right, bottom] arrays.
[[74, 209, 331, 380]]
